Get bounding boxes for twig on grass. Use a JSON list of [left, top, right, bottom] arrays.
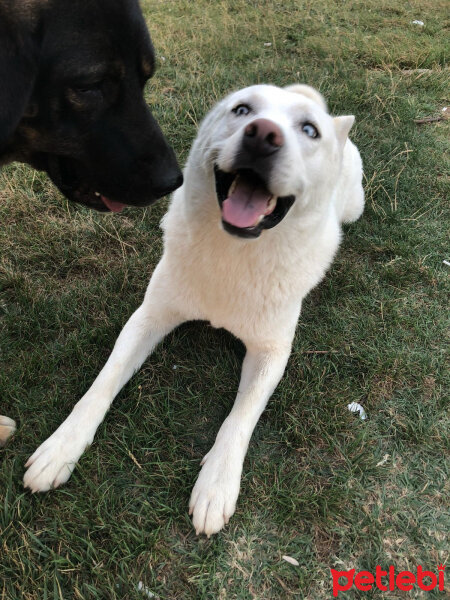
[[414, 116, 444, 124], [128, 450, 143, 470]]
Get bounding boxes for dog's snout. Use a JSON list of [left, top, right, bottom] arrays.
[[141, 160, 183, 199], [243, 118, 284, 157], [134, 149, 183, 200], [153, 169, 184, 198]]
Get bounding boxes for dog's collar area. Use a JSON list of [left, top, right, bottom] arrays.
[[214, 165, 295, 238]]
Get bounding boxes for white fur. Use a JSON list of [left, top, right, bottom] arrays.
[[24, 84, 364, 536], [0, 416, 16, 446]]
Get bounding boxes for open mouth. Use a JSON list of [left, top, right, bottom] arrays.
[[45, 155, 127, 213], [214, 166, 295, 238], [72, 189, 126, 213]]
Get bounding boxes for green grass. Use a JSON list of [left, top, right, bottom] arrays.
[[1, 0, 449, 598]]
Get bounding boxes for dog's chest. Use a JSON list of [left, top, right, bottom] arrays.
[[162, 191, 342, 339], [165, 226, 323, 339], [193, 254, 293, 335]]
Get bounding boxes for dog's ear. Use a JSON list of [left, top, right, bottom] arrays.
[[333, 115, 355, 148], [0, 22, 39, 153], [284, 84, 328, 112]]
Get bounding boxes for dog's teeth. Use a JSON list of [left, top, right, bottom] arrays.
[[265, 195, 276, 213], [94, 191, 100, 197], [228, 178, 238, 197]]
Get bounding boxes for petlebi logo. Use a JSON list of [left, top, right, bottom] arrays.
[[330, 564, 446, 597]]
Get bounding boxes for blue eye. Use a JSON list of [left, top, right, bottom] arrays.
[[232, 104, 251, 116], [302, 122, 319, 138]]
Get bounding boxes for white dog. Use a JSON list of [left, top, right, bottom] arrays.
[[24, 84, 364, 536]]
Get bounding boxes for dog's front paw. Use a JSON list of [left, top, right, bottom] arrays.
[[189, 449, 242, 537], [0, 416, 16, 446], [23, 422, 93, 492]]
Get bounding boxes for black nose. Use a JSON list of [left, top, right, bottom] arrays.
[[243, 118, 284, 157], [152, 168, 183, 198], [133, 152, 183, 200]]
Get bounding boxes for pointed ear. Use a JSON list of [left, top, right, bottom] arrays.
[[333, 115, 355, 148], [0, 25, 39, 154]]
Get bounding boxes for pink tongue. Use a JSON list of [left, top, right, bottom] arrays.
[[222, 178, 273, 228], [101, 195, 126, 213]]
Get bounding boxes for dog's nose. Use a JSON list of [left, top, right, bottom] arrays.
[[134, 153, 183, 200], [243, 118, 284, 157], [152, 169, 184, 198]]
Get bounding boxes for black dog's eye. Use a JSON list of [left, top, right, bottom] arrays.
[[72, 86, 103, 100], [232, 104, 251, 116], [302, 122, 320, 139], [67, 84, 104, 109]]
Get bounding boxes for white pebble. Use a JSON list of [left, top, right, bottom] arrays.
[[137, 582, 156, 599]]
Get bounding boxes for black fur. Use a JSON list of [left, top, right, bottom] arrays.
[[0, 0, 182, 210]]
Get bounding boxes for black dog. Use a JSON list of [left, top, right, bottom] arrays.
[[0, 0, 183, 212], [0, 0, 183, 446]]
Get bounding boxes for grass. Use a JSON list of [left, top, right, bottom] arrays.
[[0, 0, 449, 598]]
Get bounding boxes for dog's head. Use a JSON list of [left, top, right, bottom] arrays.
[[194, 84, 354, 238], [0, 0, 182, 212]]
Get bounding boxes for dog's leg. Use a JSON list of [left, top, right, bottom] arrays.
[[24, 290, 184, 492], [189, 343, 291, 536]]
